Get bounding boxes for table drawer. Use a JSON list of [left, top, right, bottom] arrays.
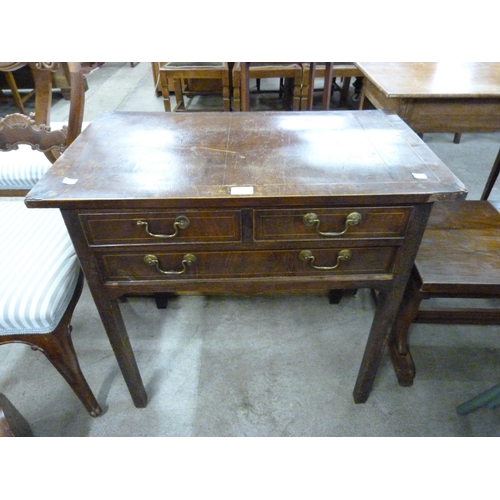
[[80, 210, 242, 246], [254, 207, 411, 241], [99, 246, 399, 281]]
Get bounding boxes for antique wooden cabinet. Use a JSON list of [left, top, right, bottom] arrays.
[[26, 110, 467, 406]]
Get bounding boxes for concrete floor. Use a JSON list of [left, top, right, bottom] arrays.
[[2, 62, 500, 437]]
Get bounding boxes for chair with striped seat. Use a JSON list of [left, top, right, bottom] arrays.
[[0, 62, 101, 417]]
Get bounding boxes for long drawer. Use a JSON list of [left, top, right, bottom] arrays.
[[98, 246, 399, 281], [80, 209, 242, 246], [254, 207, 411, 241], [81, 206, 412, 247]]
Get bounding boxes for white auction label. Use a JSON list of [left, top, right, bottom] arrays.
[[230, 186, 254, 195], [62, 177, 79, 185]]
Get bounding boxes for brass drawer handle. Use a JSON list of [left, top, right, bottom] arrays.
[[303, 212, 361, 237], [299, 249, 352, 270], [144, 254, 196, 275], [137, 215, 190, 238]]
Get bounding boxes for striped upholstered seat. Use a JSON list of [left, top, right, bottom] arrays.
[[0, 145, 52, 190], [0, 198, 80, 334], [0, 123, 88, 191]]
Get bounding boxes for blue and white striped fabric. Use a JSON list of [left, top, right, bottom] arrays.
[[0, 145, 52, 189], [0, 198, 80, 335], [0, 122, 88, 190]]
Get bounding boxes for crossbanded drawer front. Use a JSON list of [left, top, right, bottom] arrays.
[[80, 210, 242, 245], [99, 246, 398, 281], [254, 207, 411, 241]]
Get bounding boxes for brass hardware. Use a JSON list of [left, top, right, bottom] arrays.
[[144, 254, 196, 275], [299, 249, 352, 270], [303, 212, 362, 237], [136, 215, 190, 238]]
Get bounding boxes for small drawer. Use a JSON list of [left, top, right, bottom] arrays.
[[254, 207, 411, 242], [99, 246, 398, 282], [80, 209, 242, 246]]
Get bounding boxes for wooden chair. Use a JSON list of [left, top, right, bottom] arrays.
[[0, 64, 35, 114], [301, 63, 363, 111], [0, 62, 101, 417], [158, 62, 232, 112], [388, 149, 500, 387], [232, 63, 303, 111]]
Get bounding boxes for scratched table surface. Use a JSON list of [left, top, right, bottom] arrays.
[[26, 110, 466, 209]]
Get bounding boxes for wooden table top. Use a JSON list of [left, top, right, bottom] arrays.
[[356, 62, 500, 99], [26, 110, 467, 209]]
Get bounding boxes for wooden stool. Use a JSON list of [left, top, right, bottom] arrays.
[[389, 200, 500, 385], [158, 62, 232, 112], [301, 63, 363, 110], [232, 63, 303, 111]]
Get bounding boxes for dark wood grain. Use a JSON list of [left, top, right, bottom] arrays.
[[26, 110, 466, 209]]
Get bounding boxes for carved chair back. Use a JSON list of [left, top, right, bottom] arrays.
[[0, 62, 84, 167]]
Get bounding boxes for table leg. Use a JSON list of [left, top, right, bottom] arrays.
[[353, 203, 433, 403], [61, 211, 148, 408], [241, 63, 250, 112], [481, 146, 500, 200], [353, 290, 399, 403], [90, 296, 148, 408], [322, 62, 333, 110], [305, 63, 316, 111], [0, 394, 33, 437], [457, 382, 500, 415]]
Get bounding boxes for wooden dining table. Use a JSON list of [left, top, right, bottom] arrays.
[[356, 62, 500, 142]]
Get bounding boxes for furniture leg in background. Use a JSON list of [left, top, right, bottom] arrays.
[[457, 383, 500, 415], [0, 394, 33, 437]]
